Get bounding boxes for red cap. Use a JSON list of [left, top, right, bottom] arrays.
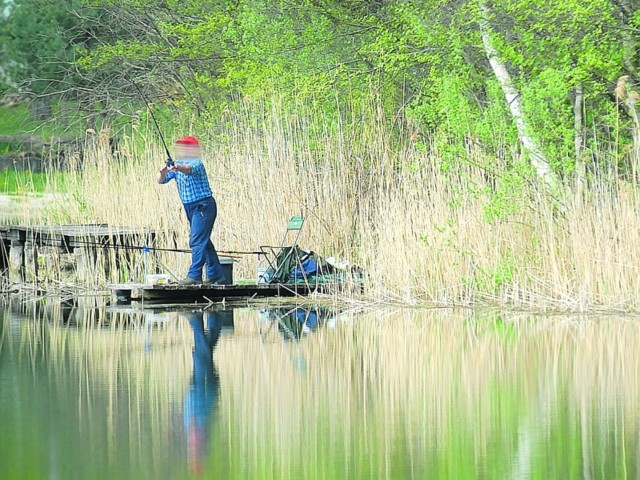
[[176, 136, 200, 146]]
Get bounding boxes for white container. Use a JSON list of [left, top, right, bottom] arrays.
[[145, 273, 171, 285], [257, 266, 267, 283], [257, 266, 273, 283]]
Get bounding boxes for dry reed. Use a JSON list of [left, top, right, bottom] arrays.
[[19, 98, 640, 312]]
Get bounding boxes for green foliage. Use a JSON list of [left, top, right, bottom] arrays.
[[0, 105, 41, 134], [0, 0, 92, 94], [2, 0, 639, 198], [520, 68, 576, 174], [472, 254, 518, 294], [0, 170, 63, 194], [395, 0, 636, 187], [0, 103, 88, 137], [482, 163, 532, 224]]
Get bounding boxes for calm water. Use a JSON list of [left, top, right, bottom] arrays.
[[1, 298, 639, 479]]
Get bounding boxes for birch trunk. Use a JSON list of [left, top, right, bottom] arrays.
[[479, 3, 559, 189], [616, 76, 640, 183], [629, 102, 640, 184], [574, 84, 586, 196]]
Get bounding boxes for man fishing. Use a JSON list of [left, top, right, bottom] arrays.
[[157, 136, 226, 285]]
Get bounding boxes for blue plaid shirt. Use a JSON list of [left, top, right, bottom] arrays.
[[161, 158, 213, 204]]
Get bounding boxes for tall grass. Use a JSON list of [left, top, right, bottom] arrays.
[[32, 98, 640, 311]]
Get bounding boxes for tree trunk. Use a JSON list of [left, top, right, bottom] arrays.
[[28, 96, 52, 121], [630, 108, 640, 184], [574, 83, 586, 195], [479, 2, 559, 189], [616, 76, 640, 183]]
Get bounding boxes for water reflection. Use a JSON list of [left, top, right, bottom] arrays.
[[2, 300, 640, 479], [257, 306, 339, 374], [183, 310, 223, 475], [259, 305, 336, 339]]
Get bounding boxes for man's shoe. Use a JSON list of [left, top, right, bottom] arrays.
[[204, 275, 226, 285], [178, 277, 199, 285]]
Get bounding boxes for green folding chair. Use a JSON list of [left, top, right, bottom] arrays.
[[258, 215, 305, 284]]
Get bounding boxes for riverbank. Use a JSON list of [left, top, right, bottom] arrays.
[[0, 192, 63, 222], [4, 105, 640, 313], [5, 185, 640, 315]]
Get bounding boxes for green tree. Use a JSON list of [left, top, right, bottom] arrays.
[[366, 0, 639, 187], [80, 0, 381, 114], [0, 0, 99, 119], [3, 0, 639, 193]]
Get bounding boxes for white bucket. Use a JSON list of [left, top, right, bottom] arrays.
[[145, 273, 171, 285], [258, 267, 267, 283]]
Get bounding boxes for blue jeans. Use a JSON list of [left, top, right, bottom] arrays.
[[183, 196, 223, 281]]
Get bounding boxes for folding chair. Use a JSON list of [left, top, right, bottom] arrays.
[[257, 215, 306, 284]]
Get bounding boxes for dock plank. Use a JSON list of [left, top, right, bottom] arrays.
[[1, 224, 154, 249], [1, 223, 156, 284], [110, 282, 323, 303]]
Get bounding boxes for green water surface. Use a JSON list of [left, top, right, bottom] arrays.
[[0, 301, 637, 479]]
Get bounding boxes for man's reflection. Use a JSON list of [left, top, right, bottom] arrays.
[[183, 310, 223, 475]]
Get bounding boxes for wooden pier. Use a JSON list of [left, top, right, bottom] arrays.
[[1, 223, 362, 303], [0, 224, 155, 284], [110, 281, 320, 304]]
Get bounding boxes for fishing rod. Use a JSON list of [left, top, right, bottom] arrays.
[[117, 58, 245, 183], [57, 238, 264, 256], [122, 69, 175, 167]]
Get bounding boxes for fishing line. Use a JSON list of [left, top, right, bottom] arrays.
[[121, 69, 175, 167]]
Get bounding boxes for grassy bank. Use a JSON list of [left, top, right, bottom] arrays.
[[21, 99, 640, 312], [0, 169, 60, 194]]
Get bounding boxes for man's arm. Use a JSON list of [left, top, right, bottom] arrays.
[[157, 163, 193, 183], [157, 165, 170, 183]]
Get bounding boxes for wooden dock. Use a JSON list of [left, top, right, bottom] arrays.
[[110, 281, 320, 304], [1, 223, 363, 302], [0, 224, 155, 284]]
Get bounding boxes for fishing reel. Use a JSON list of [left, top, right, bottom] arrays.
[[165, 157, 175, 168]]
